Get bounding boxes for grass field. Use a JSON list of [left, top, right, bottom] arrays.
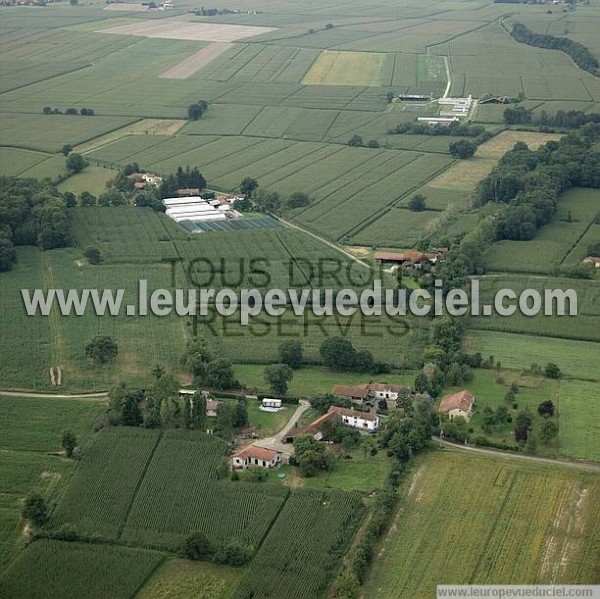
[[234, 364, 415, 396], [303, 50, 386, 86], [0, 540, 164, 599], [558, 380, 600, 463], [137, 558, 243, 599], [364, 451, 600, 598]]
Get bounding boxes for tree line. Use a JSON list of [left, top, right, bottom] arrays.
[[43, 106, 95, 116], [476, 126, 600, 241], [0, 177, 71, 272], [510, 22, 599, 77], [504, 106, 600, 129]]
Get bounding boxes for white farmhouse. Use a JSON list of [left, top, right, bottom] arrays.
[[230, 445, 282, 469], [327, 406, 379, 431]]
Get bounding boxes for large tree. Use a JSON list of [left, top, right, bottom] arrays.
[[319, 337, 357, 372], [204, 358, 237, 390], [264, 363, 293, 395], [449, 139, 477, 159], [278, 340, 303, 369], [66, 153, 87, 173], [22, 493, 48, 527], [61, 430, 77, 458], [85, 335, 118, 365]]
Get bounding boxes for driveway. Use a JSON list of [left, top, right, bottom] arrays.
[[254, 399, 311, 459]]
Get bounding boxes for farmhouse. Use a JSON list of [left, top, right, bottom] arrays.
[[583, 256, 600, 268], [327, 406, 379, 431], [332, 383, 406, 408], [374, 250, 440, 267], [283, 411, 334, 443], [206, 399, 219, 417], [438, 390, 475, 422], [230, 445, 282, 469], [331, 384, 370, 402]]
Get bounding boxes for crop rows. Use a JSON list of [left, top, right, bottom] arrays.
[[232, 489, 364, 599], [0, 540, 164, 599], [364, 452, 600, 597]]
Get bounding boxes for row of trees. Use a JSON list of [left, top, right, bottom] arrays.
[[347, 135, 380, 148], [392, 121, 491, 141], [42, 106, 95, 116], [0, 177, 72, 271], [504, 106, 600, 129], [511, 23, 599, 77], [235, 177, 312, 212]]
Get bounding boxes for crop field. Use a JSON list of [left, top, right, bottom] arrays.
[[100, 19, 279, 43], [121, 430, 288, 550], [0, 540, 164, 599], [0, 147, 52, 177], [0, 247, 52, 389], [70, 207, 179, 264], [303, 51, 387, 86], [51, 428, 288, 549], [232, 489, 364, 599], [466, 331, 600, 382], [469, 274, 600, 343], [0, 113, 137, 153], [50, 427, 162, 538], [559, 380, 600, 462], [0, 395, 103, 453], [364, 451, 600, 598]]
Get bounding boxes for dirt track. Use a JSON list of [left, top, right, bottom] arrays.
[[160, 42, 233, 79]]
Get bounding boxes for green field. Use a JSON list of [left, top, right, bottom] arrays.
[[0, 395, 104, 569], [235, 364, 414, 396], [467, 331, 600, 382], [559, 380, 600, 463], [232, 489, 364, 599], [51, 428, 288, 549], [137, 558, 243, 599], [0, 540, 164, 599], [364, 451, 600, 598], [303, 51, 387, 86]]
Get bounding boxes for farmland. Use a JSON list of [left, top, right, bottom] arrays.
[[2, 0, 600, 595], [0, 540, 165, 599], [364, 451, 600, 598], [303, 51, 387, 86], [232, 489, 364, 599]]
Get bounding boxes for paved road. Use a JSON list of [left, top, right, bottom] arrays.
[[433, 437, 600, 473], [0, 390, 108, 400], [254, 399, 312, 459]]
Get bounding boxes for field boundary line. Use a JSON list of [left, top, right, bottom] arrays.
[[433, 438, 600, 473], [117, 430, 164, 540], [0, 63, 93, 97], [560, 218, 597, 266], [273, 215, 372, 270], [339, 154, 452, 241]]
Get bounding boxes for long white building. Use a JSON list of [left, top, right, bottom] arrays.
[[163, 196, 231, 224]]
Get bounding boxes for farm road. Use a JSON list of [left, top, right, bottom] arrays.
[[434, 437, 600, 473], [0, 390, 107, 400], [254, 399, 312, 459]]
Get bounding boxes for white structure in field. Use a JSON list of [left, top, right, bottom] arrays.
[[262, 398, 282, 409], [438, 95, 474, 119], [163, 196, 231, 225]]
